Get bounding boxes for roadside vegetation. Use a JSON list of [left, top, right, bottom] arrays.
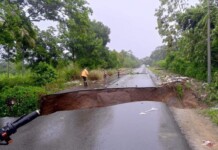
[[202, 109, 218, 125], [0, 0, 141, 117], [142, 0, 218, 125]]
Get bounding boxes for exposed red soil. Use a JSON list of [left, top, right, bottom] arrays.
[[40, 82, 205, 115]]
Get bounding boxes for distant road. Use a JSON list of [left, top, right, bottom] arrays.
[[108, 65, 156, 88]]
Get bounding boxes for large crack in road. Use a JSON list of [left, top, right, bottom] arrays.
[[40, 84, 200, 115], [40, 65, 202, 115]]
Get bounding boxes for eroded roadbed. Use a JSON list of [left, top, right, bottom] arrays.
[[40, 84, 201, 115]]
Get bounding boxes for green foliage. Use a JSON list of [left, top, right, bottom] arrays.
[[202, 109, 218, 125], [207, 90, 218, 104], [155, 0, 188, 48], [105, 50, 121, 69], [59, 63, 81, 81], [0, 0, 144, 117], [152, 1, 215, 82], [119, 50, 141, 68], [0, 86, 46, 117], [21, 0, 65, 21], [155, 60, 167, 68], [44, 78, 67, 94], [206, 71, 218, 105], [29, 27, 62, 68], [32, 62, 57, 86], [212, 71, 218, 88], [1, 0, 140, 73], [143, 46, 167, 66], [0, 74, 33, 92], [0, 60, 16, 74], [90, 20, 111, 47], [150, 46, 167, 62], [162, 51, 207, 81], [175, 84, 184, 99]]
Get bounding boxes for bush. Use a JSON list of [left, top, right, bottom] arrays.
[[154, 60, 167, 68], [213, 71, 218, 88], [185, 64, 197, 78], [107, 69, 116, 76], [44, 78, 66, 93], [0, 74, 33, 92], [205, 71, 218, 105], [60, 63, 81, 81], [164, 51, 207, 81], [0, 86, 47, 117], [203, 109, 218, 125], [175, 83, 184, 99], [88, 70, 103, 81], [32, 62, 57, 86]]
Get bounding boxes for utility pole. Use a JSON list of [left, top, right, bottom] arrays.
[[207, 0, 211, 83]]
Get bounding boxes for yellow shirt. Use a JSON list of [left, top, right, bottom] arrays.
[[81, 69, 89, 77]]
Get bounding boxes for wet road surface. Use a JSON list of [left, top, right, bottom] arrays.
[[0, 102, 190, 150], [108, 65, 155, 88], [0, 65, 191, 150]]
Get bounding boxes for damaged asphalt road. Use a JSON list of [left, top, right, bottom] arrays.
[[0, 65, 191, 150]]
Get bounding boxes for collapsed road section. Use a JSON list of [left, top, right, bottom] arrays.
[[40, 82, 202, 115]]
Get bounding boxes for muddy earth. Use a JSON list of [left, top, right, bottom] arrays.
[[40, 83, 203, 115]]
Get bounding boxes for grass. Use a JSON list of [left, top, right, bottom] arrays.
[[202, 109, 218, 125], [88, 69, 119, 81], [57, 63, 81, 81], [0, 72, 32, 79], [0, 72, 34, 91], [175, 83, 184, 99]]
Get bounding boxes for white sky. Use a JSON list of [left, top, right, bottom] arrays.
[[35, 0, 199, 59], [87, 0, 199, 59]]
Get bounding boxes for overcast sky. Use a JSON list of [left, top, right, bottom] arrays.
[[35, 0, 199, 59], [87, 0, 199, 59]]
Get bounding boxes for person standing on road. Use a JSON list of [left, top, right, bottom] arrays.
[[117, 69, 120, 78], [81, 68, 89, 87], [103, 70, 107, 86]]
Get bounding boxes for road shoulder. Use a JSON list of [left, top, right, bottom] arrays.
[[171, 108, 218, 150]]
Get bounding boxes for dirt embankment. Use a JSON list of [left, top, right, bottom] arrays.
[[154, 74, 218, 150], [40, 81, 202, 115]]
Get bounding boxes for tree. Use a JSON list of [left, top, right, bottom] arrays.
[[150, 46, 167, 62], [0, 0, 94, 71], [15, 24, 36, 74], [58, 8, 113, 69], [119, 50, 140, 68], [90, 20, 110, 47], [142, 57, 153, 66], [156, 0, 218, 80], [155, 0, 188, 50], [0, 0, 39, 75], [15, 0, 67, 22], [29, 27, 63, 68]]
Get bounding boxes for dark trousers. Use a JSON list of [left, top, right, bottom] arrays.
[[82, 76, 87, 87]]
